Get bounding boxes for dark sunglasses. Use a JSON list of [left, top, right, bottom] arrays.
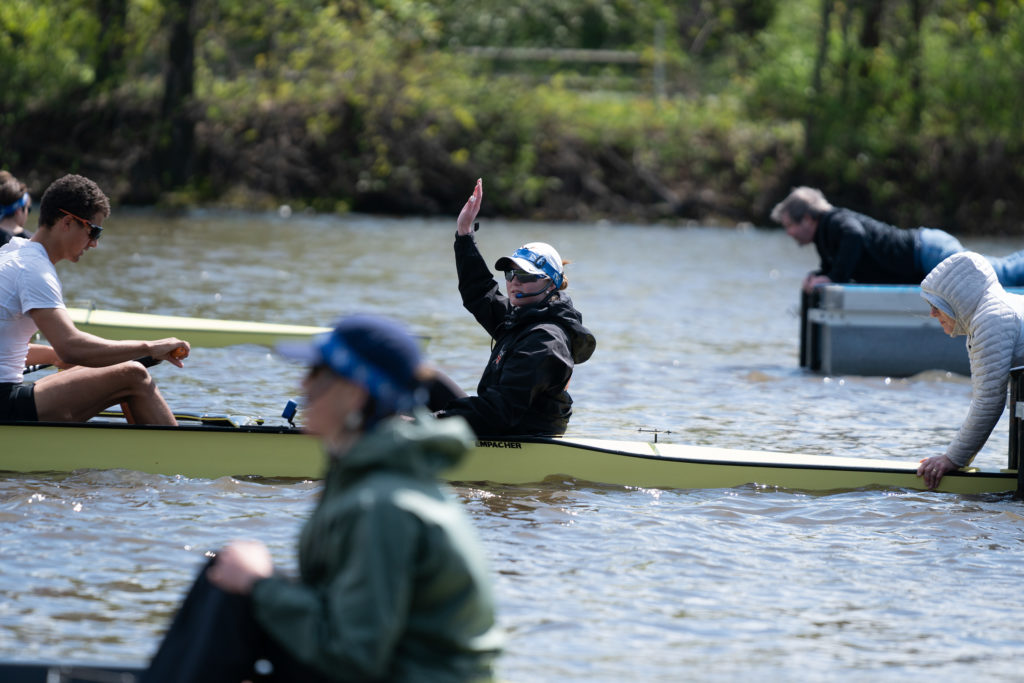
[[504, 269, 545, 283], [59, 208, 103, 241]]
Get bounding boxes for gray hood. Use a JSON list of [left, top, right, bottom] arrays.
[[919, 251, 1024, 466], [920, 251, 995, 337]]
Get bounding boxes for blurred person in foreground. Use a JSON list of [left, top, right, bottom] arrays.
[[0, 174, 188, 425], [771, 186, 1024, 293], [143, 314, 502, 682], [431, 178, 596, 436], [917, 252, 1024, 489], [0, 170, 33, 245]]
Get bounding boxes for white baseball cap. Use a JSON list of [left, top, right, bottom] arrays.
[[494, 242, 564, 289]]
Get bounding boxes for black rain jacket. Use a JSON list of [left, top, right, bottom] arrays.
[[438, 234, 596, 436], [813, 208, 921, 284]]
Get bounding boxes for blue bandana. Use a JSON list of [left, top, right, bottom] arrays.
[[0, 193, 29, 218], [511, 246, 564, 289]]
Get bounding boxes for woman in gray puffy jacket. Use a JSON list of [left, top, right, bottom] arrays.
[[918, 251, 1024, 488]]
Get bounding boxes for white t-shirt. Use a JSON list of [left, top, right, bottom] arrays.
[[0, 239, 65, 383]]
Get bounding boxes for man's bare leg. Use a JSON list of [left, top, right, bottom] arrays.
[[33, 361, 177, 425]]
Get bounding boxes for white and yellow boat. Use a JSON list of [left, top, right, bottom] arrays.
[[65, 306, 330, 347], [0, 417, 1016, 494]]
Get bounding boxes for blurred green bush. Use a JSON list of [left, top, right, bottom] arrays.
[[1, 0, 1022, 232]]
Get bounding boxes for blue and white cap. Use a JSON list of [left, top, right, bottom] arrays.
[[277, 314, 424, 421], [494, 242, 564, 289]]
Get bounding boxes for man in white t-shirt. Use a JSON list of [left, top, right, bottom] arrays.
[[0, 174, 189, 425]]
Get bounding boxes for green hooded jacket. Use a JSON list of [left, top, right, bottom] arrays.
[[250, 413, 502, 681]]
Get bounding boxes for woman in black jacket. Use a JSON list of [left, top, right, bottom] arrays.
[[433, 179, 596, 437]]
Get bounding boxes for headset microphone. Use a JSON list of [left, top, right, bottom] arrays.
[[514, 287, 548, 299], [514, 284, 559, 304]]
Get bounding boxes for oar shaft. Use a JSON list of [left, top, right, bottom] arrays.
[[23, 355, 162, 375], [23, 363, 53, 375]]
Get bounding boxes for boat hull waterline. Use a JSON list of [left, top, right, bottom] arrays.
[[1, 421, 1014, 494]]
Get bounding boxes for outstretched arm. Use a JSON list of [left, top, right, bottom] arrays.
[[919, 320, 1016, 488], [31, 307, 190, 368]]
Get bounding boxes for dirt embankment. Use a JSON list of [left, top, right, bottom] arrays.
[[6, 98, 1023, 235]]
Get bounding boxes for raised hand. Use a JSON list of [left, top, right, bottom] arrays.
[[456, 178, 483, 236]]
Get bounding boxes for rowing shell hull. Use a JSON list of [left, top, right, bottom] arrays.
[[460, 438, 1015, 494], [0, 421, 1015, 494], [66, 307, 329, 347]]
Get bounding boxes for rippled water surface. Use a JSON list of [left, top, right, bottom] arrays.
[[3, 212, 1024, 681]]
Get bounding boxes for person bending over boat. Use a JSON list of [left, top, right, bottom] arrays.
[[142, 314, 501, 682], [432, 178, 596, 437], [0, 170, 33, 245], [916, 252, 1024, 489], [771, 186, 1024, 293], [0, 174, 189, 425]]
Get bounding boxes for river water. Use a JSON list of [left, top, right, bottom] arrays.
[[2, 212, 1024, 681]]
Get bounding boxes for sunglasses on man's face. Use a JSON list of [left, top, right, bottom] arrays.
[[59, 208, 103, 241], [504, 269, 545, 283]]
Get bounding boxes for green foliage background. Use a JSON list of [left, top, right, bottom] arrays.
[[1, 0, 1023, 232]]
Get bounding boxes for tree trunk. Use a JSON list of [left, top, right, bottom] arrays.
[[95, 0, 127, 87], [159, 0, 198, 189], [907, 0, 925, 127], [804, 0, 833, 161], [856, 0, 884, 82], [858, 0, 884, 50]]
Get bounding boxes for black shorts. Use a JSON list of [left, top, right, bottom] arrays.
[[0, 382, 38, 421]]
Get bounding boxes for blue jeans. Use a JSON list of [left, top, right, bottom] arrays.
[[915, 228, 964, 274], [916, 227, 1024, 286], [991, 250, 1024, 287]]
